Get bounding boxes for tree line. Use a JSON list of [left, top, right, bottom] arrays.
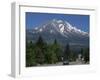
[[26, 36, 89, 67]]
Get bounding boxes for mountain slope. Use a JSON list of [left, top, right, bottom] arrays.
[[26, 19, 89, 46]]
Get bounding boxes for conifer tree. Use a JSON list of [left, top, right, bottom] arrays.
[[35, 35, 45, 64], [63, 43, 70, 61]]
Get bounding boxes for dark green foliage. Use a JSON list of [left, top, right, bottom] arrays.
[[49, 43, 58, 63], [26, 37, 63, 66], [80, 48, 84, 58], [26, 41, 36, 66], [34, 47, 45, 64], [44, 45, 52, 64], [26, 36, 89, 67], [34, 36, 46, 64], [63, 43, 78, 61], [44, 39, 62, 64], [84, 48, 89, 63], [79, 48, 89, 63], [53, 39, 62, 62], [63, 43, 70, 61], [36, 36, 45, 47], [69, 52, 77, 61]]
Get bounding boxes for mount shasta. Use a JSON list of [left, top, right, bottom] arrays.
[[26, 19, 89, 47]]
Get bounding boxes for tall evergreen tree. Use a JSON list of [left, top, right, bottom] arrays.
[[26, 41, 36, 66], [45, 39, 61, 64], [44, 45, 52, 64], [84, 48, 89, 63], [63, 43, 70, 61], [54, 39, 57, 45], [50, 39, 58, 63], [34, 35, 45, 64], [54, 39, 62, 61], [36, 36, 44, 47], [34, 47, 45, 64], [80, 48, 84, 58]]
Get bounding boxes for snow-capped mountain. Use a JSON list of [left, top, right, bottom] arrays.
[[26, 19, 89, 46]]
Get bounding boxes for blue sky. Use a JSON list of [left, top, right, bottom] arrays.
[[26, 12, 89, 32]]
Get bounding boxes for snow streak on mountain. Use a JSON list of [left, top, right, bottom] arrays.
[[32, 19, 88, 36], [26, 19, 89, 46]]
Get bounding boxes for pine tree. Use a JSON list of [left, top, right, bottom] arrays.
[[26, 41, 36, 67], [34, 35, 45, 64], [80, 48, 84, 58], [54, 39, 62, 61], [36, 36, 44, 47], [63, 43, 70, 61], [45, 39, 61, 64], [44, 45, 52, 64], [84, 48, 89, 63]]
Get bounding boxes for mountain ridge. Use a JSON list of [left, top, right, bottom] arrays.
[[26, 19, 89, 47]]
